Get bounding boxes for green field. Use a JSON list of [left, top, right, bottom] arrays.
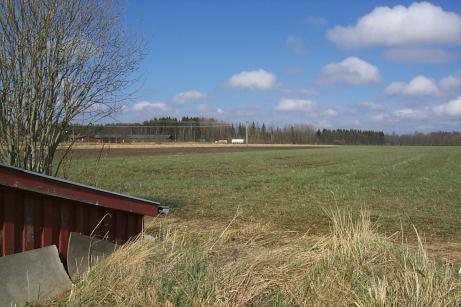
[[63, 145, 461, 248], [59, 145, 461, 305]]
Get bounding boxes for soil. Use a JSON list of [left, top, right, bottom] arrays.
[[62, 144, 330, 158]]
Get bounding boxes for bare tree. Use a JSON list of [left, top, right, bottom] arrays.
[[0, 0, 143, 174]]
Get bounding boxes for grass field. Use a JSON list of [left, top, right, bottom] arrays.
[[58, 145, 461, 305], [63, 146, 461, 252]]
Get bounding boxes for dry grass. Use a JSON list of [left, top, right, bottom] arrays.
[[61, 210, 461, 306]]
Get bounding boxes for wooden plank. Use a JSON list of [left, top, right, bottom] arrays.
[[22, 194, 35, 251], [3, 189, 18, 255], [89, 207, 103, 238], [41, 197, 54, 247], [58, 201, 71, 261], [14, 191, 24, 253], [135, 215, 143, 235], [52, 200, 61, 246], [33, 195, 43, 249], [115, 211, 127, 245], [74, 204, 87, 234], [104, 211, 114, 242], [127, 214, 136, 238]]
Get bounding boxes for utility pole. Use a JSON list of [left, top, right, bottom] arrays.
[[245, 121, 249, 146]]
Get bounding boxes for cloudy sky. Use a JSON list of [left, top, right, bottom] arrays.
[[117, 0, 461, 133]]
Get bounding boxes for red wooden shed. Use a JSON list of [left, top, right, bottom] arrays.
[[0, 163, 165, 265]]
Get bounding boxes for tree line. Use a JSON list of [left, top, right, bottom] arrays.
[[70, 117, 461, 146]]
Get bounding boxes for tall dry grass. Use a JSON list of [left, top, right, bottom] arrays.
[[62, 211, 461, 306]]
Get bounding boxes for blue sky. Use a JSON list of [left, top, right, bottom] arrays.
[[115, 0, 461, 133]]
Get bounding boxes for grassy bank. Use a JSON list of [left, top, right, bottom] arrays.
[[63, 210, 461, 306]]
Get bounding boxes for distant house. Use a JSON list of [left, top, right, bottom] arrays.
[[93, 134, 127, 143], [68, 133, 97, 143]]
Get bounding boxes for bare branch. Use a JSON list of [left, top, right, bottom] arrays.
[[0, 0, 144, 174]]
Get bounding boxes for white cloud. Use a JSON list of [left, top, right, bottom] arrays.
[[132, 101, 167, 112], [415, 124, 433, 130], [433, 97, 461, 116], [275, 98, 337, 118], [173, 90, 208, 104], [367, 105, 460, 130], [358, 101, 384, 111], [371, 114, 387, 124], [393, 108, 428, 120], [385, 72, 461, 98], [439, 71, 461, 93], [195, 104, 224, 115], [227, 69, 277, 90], [195, 104, 207, 112], [312, 120, 333, 129], [385, 75, 439, 97], [323, 108, 338, 117], [299, 88, 317, 96], [385, 47, 460, 63], [275, 98, 316, 112], [327, 2, 461, 48], [363, 97, 460, 129], [279, 87, 317, 97], [85, 103, 112, 113], [369, 107, 429, 125], [318, 57, 381, 85], [286, 35, 306, 54]]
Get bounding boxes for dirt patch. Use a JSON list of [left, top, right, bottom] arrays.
[[61, 144, 331, 158]]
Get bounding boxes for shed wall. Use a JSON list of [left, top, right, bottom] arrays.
[[0, 187, 143, 265]]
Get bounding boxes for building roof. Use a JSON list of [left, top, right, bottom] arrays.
[[0, 163, 161, 216]]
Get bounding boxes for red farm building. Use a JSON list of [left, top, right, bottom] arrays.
[[0, 163, 167, 265]]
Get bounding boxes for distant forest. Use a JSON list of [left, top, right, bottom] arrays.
[[71, 117, 461, 146]]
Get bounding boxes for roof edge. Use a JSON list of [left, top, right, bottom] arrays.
[[0, 163, 161, 216]]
